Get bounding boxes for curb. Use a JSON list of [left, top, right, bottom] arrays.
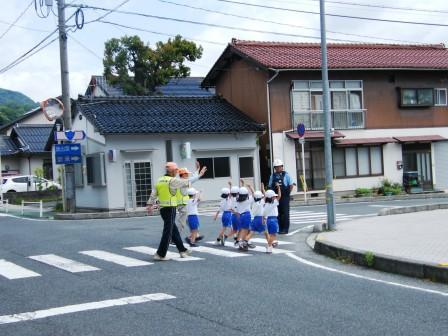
[[378, 203, 448, 216], [313, 238, 448, 284]]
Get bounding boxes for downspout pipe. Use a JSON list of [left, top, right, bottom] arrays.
[[266, 69, 280, 171]]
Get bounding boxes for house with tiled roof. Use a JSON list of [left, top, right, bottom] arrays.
[[0, 124, 54, 179], [203, 39, 448, 194], [69, 93, 264, 211]]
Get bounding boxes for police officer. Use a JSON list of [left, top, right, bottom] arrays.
[[147, 162, 191, 261], [268, 159, 294, 234]]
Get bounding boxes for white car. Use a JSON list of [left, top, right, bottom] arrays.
[[1, 175, 61, 193]]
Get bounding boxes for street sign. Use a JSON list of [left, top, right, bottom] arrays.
[[299, 137, 305, 145], [55, 144, 82, 165], [297, 123, 306, 138], [54, 130, 86, 141]]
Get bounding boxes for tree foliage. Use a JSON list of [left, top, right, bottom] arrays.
[[103, 35, 203, 95]]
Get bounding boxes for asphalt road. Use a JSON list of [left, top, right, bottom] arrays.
[[0, 198, 447, 336]]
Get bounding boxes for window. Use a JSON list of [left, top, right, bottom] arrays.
[[239, 157, 254, 178], [86, 152, 106, 186], [197, 157, 230, 179], [165, 140, 173, 162], [291, 80, 363, 113], [12, 177, 28, 183], [400, 88, 434, 107], [332, 146, 383, 177], [435, 88, 447, 106]]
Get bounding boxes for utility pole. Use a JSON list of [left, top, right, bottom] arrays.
[[57, 0, 76, 212], [319, 0, 336, 230]]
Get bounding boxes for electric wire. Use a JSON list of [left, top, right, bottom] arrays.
[[0, 0, 34, 40]]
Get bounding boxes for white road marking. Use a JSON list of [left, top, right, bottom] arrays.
[[207, 241, 294, 254], [285, 253, 448, 298], [191, 246, 251, 258], [79, 250, 152, 267], [249, 238, 293, 245], [369, 205, 402, 208], [0, 259, 41, 280], [28, 254, 100, 273], [123, 246, 204, 261], [0, 293, 175, 325], [286, 225, 314, 236]]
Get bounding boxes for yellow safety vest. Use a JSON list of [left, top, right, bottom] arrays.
[[176, 189, 189, 206], [156, 176, 177, 207]]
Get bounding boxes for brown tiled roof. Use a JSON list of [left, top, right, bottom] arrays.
[[335, 137, 397, 146], [230, 40, 448, 70], [394, 135, 448, 142]]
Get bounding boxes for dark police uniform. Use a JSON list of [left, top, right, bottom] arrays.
[[268, 171, 293, 234]]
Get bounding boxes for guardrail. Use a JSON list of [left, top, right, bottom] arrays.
[[0, 199, 9, 213], [21, 200, 43, 218]]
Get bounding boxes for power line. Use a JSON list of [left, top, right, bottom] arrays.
[[68, 33, 102, 60], [157, 0, 421, 44], [0, 19, 51, 33], [68, 4, 369, 42], [211, 0, 448, 27], [305, 0, 448, 15], [84, 0, 130, 24], [0, 0, 34, 40], [98, 20, 226, 46]]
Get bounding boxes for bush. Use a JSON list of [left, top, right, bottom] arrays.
[[379, 179, 403, 196], [54, 203, 64, 212], [364, 251, 375, 267], [355, 188, 372, 197]]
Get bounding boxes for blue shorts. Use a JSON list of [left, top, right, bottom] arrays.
[[267, 217, 279, 235], [250, 216, 266, 233], [221, 211, 232, 228], [239, 211, 252, 230], [232, 213, 240, 231], [187, 215, 200, 231]]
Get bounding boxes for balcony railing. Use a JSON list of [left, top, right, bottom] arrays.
[[293, 109, 366, 130]]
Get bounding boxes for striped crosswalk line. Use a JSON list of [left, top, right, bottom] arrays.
[[28, 254, 100, 273], [0, 259, 41, 279], [190, 246, 251, 258], [123, 246, 204, 261], [249, 238, 293, 245], [79, 250, 152, 267], [206, 241, 294, 254]]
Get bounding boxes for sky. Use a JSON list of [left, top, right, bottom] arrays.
[[1, 0, 448, 102]]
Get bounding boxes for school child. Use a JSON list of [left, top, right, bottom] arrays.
[[244, 190, 269, 245], [185, 188, 201, 247], [213, 187, 233, 246], [263, 188, 282, 254], [229, 184, 240, 244], [236, 186, 253, 251]]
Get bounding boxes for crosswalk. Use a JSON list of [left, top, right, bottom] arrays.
[[0, 239, 295, 281], [198, 208, 365, 225]]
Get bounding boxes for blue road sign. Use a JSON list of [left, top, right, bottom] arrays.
[[297, 123, 306, 138], [55, 144, 82, 165]]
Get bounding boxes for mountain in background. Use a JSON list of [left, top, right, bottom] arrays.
[[0, 88, 38, 127]]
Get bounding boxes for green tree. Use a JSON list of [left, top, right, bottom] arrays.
[[103, 35, 203, 95]]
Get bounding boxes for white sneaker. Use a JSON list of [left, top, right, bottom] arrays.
[[266, 246, 273, 254], [179, 249, 192, 258], [153, 253, 170, 261]]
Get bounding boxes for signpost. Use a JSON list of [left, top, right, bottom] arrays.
[[54, 130, 86, 142], [297, 123, 307, 203], [55, 144, 82, 165]]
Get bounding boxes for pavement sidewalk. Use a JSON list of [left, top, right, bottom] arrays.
[[312, 209, 448, 284]]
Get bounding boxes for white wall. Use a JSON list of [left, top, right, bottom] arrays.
[[433, 142, 448, 191], [272, 131, 298, 192]]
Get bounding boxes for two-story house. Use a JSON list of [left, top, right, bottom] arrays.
[[202, 39, 448, 194]]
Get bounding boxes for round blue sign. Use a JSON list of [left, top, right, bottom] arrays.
[[297, 123, 306, 137]]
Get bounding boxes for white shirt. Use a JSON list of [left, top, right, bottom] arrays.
[[237, 195, 253, 214], [251, 200, 265, 217], [263, 199, 279, 217], [230, 196, 238, 213], [186, 198, 199, 216], [219, 198, 232, 212]]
